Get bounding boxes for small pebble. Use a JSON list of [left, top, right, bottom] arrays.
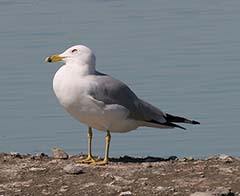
[[156, 186, 168, 191], [173, 192, 180, 195], [138, 177, 148, 181], [63, 163, 82, 174], [51, 148, 69, 159], [184, 156, 194, 161], [29, 167, 46, 171], [59, 185, 68, 192], [119, 191, 132, 196]]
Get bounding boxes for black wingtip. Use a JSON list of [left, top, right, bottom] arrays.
[[165, 121, 186, 130], [147, 119, 187, 130], [192, 120, 200, 125], [175, 124, 187, 130]]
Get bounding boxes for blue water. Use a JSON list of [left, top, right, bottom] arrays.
[[0, 0, 240, 158]]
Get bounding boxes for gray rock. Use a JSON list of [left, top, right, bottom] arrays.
[[51, 148, 69, 159], [63, 163, 82, 174], [119, 191, 132, 196]]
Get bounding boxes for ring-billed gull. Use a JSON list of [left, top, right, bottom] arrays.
[[45, 45, 200, 165]]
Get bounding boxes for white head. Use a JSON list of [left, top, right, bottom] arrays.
[[45, 45, 96, 73]]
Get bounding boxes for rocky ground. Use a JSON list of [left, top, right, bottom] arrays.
[[0, 150, 240, 196]]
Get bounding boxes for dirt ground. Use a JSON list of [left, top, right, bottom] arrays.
[[0, 152, 239, 196]]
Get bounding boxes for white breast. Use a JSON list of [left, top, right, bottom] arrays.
[[53, 65, 86, 108]]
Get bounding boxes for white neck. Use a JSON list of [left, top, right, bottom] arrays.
[[65, 61, 96, 76]]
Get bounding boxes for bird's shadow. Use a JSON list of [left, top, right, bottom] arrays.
[[109, 155, 178, 163]]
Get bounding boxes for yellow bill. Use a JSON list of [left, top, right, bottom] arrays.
[[45, 54, 63, 63]]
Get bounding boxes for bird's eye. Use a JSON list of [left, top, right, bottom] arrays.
[[71, 49, 78, 53]]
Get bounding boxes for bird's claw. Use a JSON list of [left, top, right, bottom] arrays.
[[90, 159, 108, 166], [75, 156, 96, 164]]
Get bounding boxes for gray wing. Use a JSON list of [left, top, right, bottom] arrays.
[[89, 73, 167, 124]]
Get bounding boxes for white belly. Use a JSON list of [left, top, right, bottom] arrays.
[[53, 67, 139, 133], [67, 104, 139, 132]]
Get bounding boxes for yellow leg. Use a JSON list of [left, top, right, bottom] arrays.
[[91, 130, 111, 166], [75, 127, 96, 164]]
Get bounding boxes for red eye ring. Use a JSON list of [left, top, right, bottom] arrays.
[[71, 49, 78, 53]]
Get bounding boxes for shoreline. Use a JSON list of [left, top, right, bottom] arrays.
[[0, 151, 239, 196]]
